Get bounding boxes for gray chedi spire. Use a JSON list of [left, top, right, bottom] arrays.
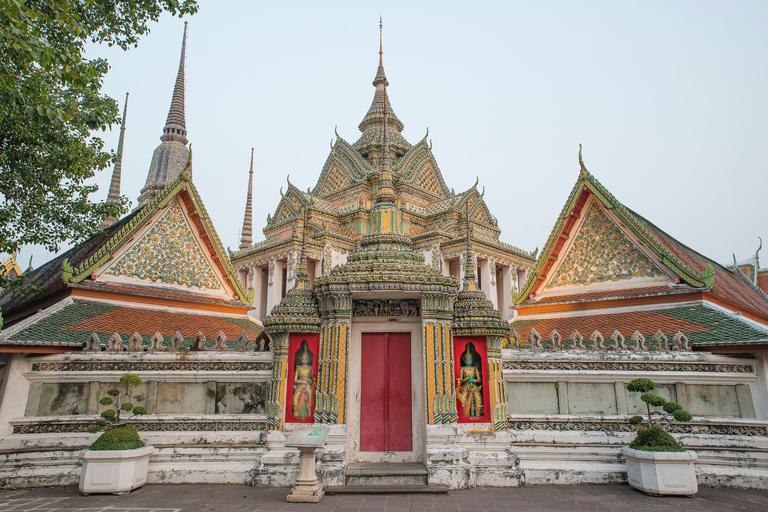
[[101, 92, 129, 229], [239, 148, 255, 250], [137, 22, 191, 207]]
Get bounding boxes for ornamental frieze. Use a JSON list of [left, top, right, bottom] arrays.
[[352, 299, 420, 317], [14, 420, 268, 435], [31, 361, 274, 372], [502, 361, 753, 373], [508, 419, 767, 437]]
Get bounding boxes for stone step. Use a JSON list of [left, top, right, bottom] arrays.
[[325, 485, 450, 494], [344, 462, 429, 487]]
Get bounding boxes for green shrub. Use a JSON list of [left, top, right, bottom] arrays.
[[625, 378, 693, 452], [626, 378, 654, 393], [629, 424, 684, 452], [90, 425, 145, 451], [89, 373, 148, 450]]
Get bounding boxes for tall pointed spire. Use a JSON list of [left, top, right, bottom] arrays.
[[101, 92, 129, 229], [294, 205, 311, 290], [239, 148, 255, 250], [463, 202, 478, 291], [137, 22, 191, 207], [358, 18, 404, 135], [162, 21, 188, 144]]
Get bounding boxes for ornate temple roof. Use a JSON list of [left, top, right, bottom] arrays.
[[512, 147, 768, 350], [518, 149, 768, 319], [313, 79, 458, 302], [354, 20, 409, 159], [0, 152, 252, 327], [0, 299, 261, 349], [511, 304, 768, 349], [137, 22, 191, 207]]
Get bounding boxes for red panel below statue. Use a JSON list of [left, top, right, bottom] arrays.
[[360, 332, 412, 452]]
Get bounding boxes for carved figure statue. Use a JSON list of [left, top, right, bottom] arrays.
[[292, 344, 314, 419], [456, 350, 483, 417]]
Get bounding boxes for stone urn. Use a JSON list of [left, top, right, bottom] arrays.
[[621, 447, 697, 496], [79, 445, 154, 495]]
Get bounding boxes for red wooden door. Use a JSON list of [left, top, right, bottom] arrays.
[[360, 332, 412, 452]]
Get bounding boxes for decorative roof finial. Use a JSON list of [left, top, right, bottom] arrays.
[[101, 92, 129, 229], [298, 205, 309, 278], [463, 202, 477, 290], [239, 148, 255, 250], [357, 18, 404, 137], [161, 21, 188, 144], [375, 74, 394, 203], [579, 143, 587, 173]]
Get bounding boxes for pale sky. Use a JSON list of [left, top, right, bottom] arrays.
[[16, 0, 768, 274]]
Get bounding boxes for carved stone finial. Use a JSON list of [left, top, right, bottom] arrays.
[[590, 330, 604, 350], [549, 329, 561, 349], [673, 331, 690, 351], [528, 327, 542, 349], [128, 332, 144, 351], [509, 327, 521, 348], [653, 329, 669, 351], [569, 329, 584, 349], [630, 330, 645, 351], [84, 332, 102, 351], [171, 331, 185, 351], [611, 330, 626, 350], [149, 331, 165, 351], [107, 333, 124, 352], [213, 330, 228, 350]]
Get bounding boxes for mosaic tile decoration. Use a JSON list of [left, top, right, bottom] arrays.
[[107, 199, 222, 289], [547, 202, 665, 288]]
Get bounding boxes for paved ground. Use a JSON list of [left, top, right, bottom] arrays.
[[1, 484, 767, 512]]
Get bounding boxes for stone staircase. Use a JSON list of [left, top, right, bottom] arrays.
[[325, 462, 449, 494]]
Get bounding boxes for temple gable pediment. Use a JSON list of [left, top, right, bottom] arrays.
[[543, 200, 669, 292], [101, 197, 228, 292]]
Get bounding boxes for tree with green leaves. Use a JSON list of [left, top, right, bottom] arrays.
[[626, 378, 693, 452], [89, 373, 148, 450], [0, 0, 198, 291]]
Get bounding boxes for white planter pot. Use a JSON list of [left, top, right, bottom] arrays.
[[79, 445, 154, 495], [621, 446, 697, 496]]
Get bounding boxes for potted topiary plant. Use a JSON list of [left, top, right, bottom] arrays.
[[79, 374, 153, 495], [620, 378, 697, 496]]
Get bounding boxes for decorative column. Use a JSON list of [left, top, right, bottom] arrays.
[[486, 336, 509, 431], [313, 291, 351, 425], [422, 292, 457, 424]]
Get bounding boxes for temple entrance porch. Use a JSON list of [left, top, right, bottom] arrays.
[[348, 318, 425, 464]]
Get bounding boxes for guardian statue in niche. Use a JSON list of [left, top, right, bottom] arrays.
[[457, 343, 484, 417], [292, 342, 315, 419]]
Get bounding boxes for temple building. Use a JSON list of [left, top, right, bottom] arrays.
[[0, 22, 767, 491], [230, 28, 534, 322]]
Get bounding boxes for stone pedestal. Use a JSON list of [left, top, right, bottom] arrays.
[[286, 447, 324, 503], [79, 445, 154, 495], [621, 447, 698, 496]]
